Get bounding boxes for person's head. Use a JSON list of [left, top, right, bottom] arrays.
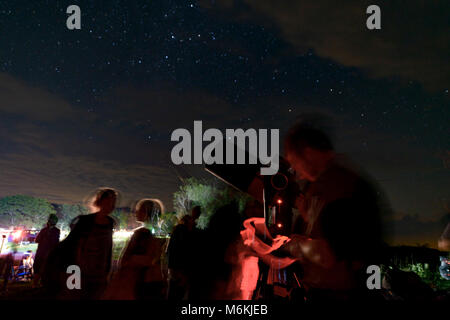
[[284, 124, 335, 182], [180, 214, 194, 229], [134, 198, 164, 224], [91, 187, 119, 215], [47, 214, 58, 226], [191, 206, 201, 222]]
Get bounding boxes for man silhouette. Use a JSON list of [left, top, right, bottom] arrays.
[[282, 121, 386, 301]]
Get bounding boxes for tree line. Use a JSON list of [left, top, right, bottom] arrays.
[[0, 178, 249, 234]]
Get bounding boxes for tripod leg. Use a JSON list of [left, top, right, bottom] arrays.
[[252, 262, 273, 300], [252, 266, 265, 300]]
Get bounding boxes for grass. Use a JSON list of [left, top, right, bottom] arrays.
[[1, 265, 448, 300], [4, 242, 38, 253], [3, 238, 447, 299], [112, 239, 128, 261]]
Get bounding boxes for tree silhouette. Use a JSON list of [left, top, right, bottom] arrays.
[[0, 195, 56, 228]]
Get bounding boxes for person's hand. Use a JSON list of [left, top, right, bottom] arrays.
[[281, 234, 310, 259], [271, 235, 290, 251]]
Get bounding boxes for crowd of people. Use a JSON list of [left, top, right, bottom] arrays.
[[29, 189, 253, 300], [1, 121, 449, 301]]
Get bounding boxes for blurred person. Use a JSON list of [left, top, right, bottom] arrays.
[[166, 205, 201, 300], [32, 214, 60, 288], [0, 248, 16, 292], [20, 250, 34, 280], [44, 187, 118, 299], [281, 120, 387, 301], [188, 202, 244, 299], [104, 198, 165, 300], [70, 187, 118, 299]]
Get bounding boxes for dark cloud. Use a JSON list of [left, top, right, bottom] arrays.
[[0, 73, 80, 121], [1, 71, 447, 221], [0, 153, 178, 209], [200, 0, 450, 91], [99, 84, 243, 132], [0, 75, 182, 208]]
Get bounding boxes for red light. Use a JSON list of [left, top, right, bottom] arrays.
[[277, 223, 282, 228], [277, 199, 282, 204]]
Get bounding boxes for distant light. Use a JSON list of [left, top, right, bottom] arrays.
[[113, 229, 133, 239], [12, 230, 22, 240], [277, 199, 282, 204], [277, 223, 282, 228]]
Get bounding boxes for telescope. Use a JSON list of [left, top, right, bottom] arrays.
[[204, 138, 307, 300], [204, 137, 300, 237]]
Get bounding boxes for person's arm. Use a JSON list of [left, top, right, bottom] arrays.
[[282, 234, 337, 269]]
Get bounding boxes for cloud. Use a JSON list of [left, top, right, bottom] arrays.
[[0, 72, 446, 223], [0, 80, 251, 209], [99, 84, 243, 132], [0, 153, 178, 209], [0, 76, 183, 207], [0, 73, 80, 121], [199, 0, 450, 91]]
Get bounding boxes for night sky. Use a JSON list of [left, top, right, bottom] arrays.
[[0, 1, 449, 246]]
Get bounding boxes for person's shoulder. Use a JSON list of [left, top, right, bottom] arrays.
[[72, 214, 93, 223], [134, 226, 151, 235], [132, 227, 153, 242], [174, 223, 188, 232], [70, 214, 95, 230], [105, 215, 118, 229], [50, 226, 60, 233], [70, 215, 82, 227]]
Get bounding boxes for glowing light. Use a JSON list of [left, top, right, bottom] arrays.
[[113, 229, 134, 241], [12, 230, 22, 241], [277, 199, 282, 204], [277, 223, 282, 228]]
